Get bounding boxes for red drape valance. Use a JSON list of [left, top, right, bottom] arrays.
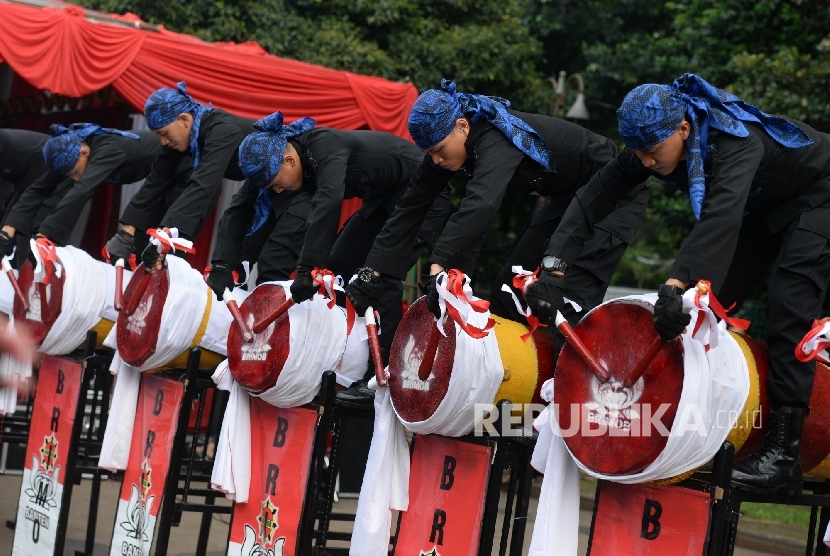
[[0, 2, 418, 139]]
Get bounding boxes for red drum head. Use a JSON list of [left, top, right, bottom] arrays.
[[388, 298, 456, 423], [554, 300, 684, 475], [227, 284, 290, 394], [13, 260, 64, 343], [116, 269, 169, 367]]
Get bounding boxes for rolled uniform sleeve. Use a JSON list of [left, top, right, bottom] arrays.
[[365, 157, 454, 279], [546, 150, 650, 264], [297, 143, 349, 268], [670, 133, 763, 289], [37, 143, 127, 244]]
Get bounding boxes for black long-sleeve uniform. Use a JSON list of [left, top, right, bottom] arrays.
[[4, 131, 167, 245], [547, 119, 830, 407], [366, 110, 649, 326], [211, 181, 313, 283], [214, 127, 452, 348], [121, 110, 254, 240]]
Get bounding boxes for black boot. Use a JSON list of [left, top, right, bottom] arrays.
[[335, 347, 389, 409], [730, 406, 806, 494]]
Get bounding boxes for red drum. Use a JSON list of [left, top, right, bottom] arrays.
[[226, 284, 290, 394], [388, 298, 557, 423], [13, 260, 64, 343], [116, 269, 169, 367], [554, 299, 830, 478]]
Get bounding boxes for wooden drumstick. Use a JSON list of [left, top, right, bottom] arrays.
[[253, 298, 294, 335], [366, 307, 387, 387], [418, 324, 441, 381], [622, 337, 665, 388], [554, 311, 611, 383], [114, 258, 124, 311], [125, 270, 153, 317], [2, 256, 27, 312], [223, 288, 253, 343]]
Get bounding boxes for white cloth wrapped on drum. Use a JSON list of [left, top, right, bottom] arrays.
[[350, 272, 505, 556], [99, 248, 248, 472], [210, 281, 348, 503], [527, 292, 750, 556]]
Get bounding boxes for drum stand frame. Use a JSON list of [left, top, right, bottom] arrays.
[[587, 440, 830, 556]]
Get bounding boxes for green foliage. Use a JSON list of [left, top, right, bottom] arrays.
[[73, 0, 830, 294]]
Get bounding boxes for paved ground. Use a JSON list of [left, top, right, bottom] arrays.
[[0, 472, 812, 555]]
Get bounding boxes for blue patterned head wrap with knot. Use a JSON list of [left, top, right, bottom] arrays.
[[617, 73, 813, 220], [238, 111, 316, 235], [144, 81, 213, 167], [408, 79, 551, 169], [43, 123, 141, 176]]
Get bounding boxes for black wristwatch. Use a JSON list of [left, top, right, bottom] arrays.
[[540, 255, 568, 275], [356, 267, 376, 284]]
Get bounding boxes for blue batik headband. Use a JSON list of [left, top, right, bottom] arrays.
[[408, 79, 551, 169], [43, 123, 140, 176], [238, 111, 316, 234], [617, 73, 813, 219], [144, 81, 213, 166]]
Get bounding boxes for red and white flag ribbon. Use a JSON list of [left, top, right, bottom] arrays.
[[311, 267, 338, 309], [435, 269, 494, 339], [30, 237, 62, 282], [147, 227, 195, 255], [796, 317, 830, 364], [500, 266, 582, 342], [682, 280, 750, 351]]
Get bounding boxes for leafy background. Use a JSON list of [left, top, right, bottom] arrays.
[[74, 0, 830, 304]]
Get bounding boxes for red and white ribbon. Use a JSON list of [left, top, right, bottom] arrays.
[[311, 268, 338, 309], [30, 237, 62, 283], [796, 318, 830, 364], [500, 266, 582, 342], [147, 227, 195, 255], [435, 269, 494, 339], [682, 280, 750, 351]]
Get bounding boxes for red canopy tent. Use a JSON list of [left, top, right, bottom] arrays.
[[0, 0, 419, 268]]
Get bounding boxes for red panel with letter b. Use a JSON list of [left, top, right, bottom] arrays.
[[589, 481, 712, 556], [395, 435, 492, 556]]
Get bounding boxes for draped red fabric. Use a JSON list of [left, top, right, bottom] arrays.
[[0, 3, 145, 97], [0, 3, 418, 138]]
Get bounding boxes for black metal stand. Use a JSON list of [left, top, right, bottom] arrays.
[[153, 348, 233, 556], [298, 372, 378, 556]]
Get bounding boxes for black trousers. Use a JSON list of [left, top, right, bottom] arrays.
[[490, 199, 635, 339], [717, 200, 830, 408]]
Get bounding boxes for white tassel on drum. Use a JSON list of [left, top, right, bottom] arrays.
[[210, 360, 251, 502]]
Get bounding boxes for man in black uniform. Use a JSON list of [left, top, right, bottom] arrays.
[[104, 82, 254, 267], [233, 110, 452, 407], [533, 74, 830, 494], [1, 124, 181, 257], [346, 79, 648, 340], [0, 129, 70, 265], [205, 112, 315, 293]]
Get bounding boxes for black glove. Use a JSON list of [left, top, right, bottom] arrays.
[[290, 266, 317, 303], [0, 230, 14, 259], [525, 272, 565, 324], [206, 261, 235, 301], [346, 268, 386, 315], [140, 242, 162, 270], [418, 273, 441, 319], [653, 284, 691, 341], [104, 229, 134, 264]]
